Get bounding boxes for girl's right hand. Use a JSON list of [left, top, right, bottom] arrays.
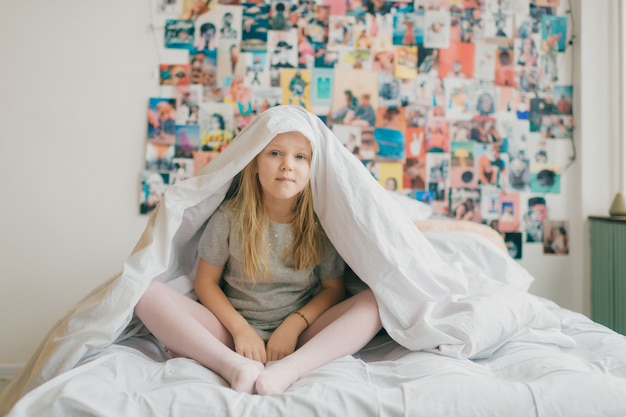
[[233, 326, 267, 363]]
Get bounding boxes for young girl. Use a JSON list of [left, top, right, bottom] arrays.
[[134, 130, 382, 395]]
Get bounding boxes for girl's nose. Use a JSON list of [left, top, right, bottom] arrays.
[[281, 157, 294, 170]]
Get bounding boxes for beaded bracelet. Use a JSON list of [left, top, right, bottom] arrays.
[[293, 311, 310, 328]]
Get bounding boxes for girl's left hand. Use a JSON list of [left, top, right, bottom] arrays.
[[265, 318, 302, 361]]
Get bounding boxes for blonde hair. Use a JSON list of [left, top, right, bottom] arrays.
[[226, 157, 326, 283]]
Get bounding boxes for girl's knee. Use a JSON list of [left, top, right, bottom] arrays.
[[354, 289, 381, 321], [356, 288, 378, 308], [135, 281, 167, 313]]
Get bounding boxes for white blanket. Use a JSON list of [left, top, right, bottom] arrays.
[[0, 105, 571, 414]]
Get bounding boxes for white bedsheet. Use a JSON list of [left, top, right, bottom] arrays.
[[3, 290, 626, 417]]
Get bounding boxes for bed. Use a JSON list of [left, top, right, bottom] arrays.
[[2, 106, 626, 416]]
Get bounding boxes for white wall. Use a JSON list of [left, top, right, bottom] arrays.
[[0, 1, 154, 365], [0, 0, 616, 367]]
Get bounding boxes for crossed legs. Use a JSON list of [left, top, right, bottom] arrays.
[[255, 288, 382, 394], [134, 281, 263, 393], [134, 281, 382, 395]]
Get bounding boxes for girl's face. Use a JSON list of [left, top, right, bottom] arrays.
[[255, 132, 312, 206]]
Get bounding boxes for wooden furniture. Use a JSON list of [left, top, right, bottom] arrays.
[[589, 215, 626, 335]]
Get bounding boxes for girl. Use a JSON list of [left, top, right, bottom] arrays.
[[134, 130, 382, 395]]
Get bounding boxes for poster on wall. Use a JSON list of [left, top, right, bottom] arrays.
[[142, 0, 576, 259]]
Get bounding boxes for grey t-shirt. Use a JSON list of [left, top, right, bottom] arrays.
[[198, 204, 345, 334]]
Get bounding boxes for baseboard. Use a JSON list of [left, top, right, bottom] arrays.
[[0, 364, 22, 380]]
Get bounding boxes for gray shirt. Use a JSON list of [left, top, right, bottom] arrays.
[[198, 204, 345, 334]]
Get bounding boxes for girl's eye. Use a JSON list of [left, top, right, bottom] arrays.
[[270, 151, 280, 156], [296, 154, 307, 160]]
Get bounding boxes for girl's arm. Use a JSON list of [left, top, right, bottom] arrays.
[[194, 259, 267, 363], [265, 276, 345, 361]]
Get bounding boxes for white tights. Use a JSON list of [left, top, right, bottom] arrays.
[[134, 281, 382, 395]]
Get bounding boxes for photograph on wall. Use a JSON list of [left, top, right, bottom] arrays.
[[175, 124, 201, 158], [268, 29, 299, 84], [423, 10, 451, 49], [540, 114, 573, 139], [378, 161, 404, 193], [194, 14, 219, 52], [524, 195, 548, 243], [311, 68, 334, 114], [164, 19, 195, 50], [476, 143, 508, 188], [268, 0, 290, 30], [480, 186, 501, 226], [146, 142, 175, 171], [426, 152, 450, 203], [224, 75, 253, 115], [374, 126, 406, 161], [140, 171, 170, 215], [553, 85, 573, 114], [160, 64, 190, 86], [426, 117, 450, 153], [217, 6, 242, 42], [542, 219, 569, 255], [198, 102, 234, 152], [333, 124, 361, 154], [450, 141, 477, 188], [450, 187, 481, 222], [439, 40, 475, 79], [170, 85, 203, 124], [243, 52, 270, 86], [394, 46, 418, 79], [499, 192, 521, 232], [495, 47, 516, 88], [509, 155, 530, 191], [445, 78, 473, 120], [483, 10, 513, 41], [241, 3, 270, 51], [529, 163, 560, 194], [327, 15, 356, 50], [473, 42, 497, 81], [327, 69, 378, 126], [449, 119, 472, 141], [504, 232, 523, 259], [378, 72, 402, 107], [392, 11, 422, 47], [337, 50, 372, 70], [171, 157, 195, 184], [281, 69, 312, 109], [541, 14, 567, 53], [148, 98, 178, 145], [216, 39, 244, 81]]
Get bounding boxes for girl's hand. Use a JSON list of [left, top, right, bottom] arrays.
[[232, 326, 267, 363], [265, 315, 305, 362]]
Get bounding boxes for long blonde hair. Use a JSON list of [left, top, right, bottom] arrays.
[[225, 157, 326, 283]]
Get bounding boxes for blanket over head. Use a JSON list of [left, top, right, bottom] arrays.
[[0, 105, 571, 413]]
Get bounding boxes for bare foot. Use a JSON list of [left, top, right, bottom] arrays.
[[228, 361, 264, 394]]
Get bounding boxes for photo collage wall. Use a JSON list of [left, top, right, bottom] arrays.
[[143, 0, 574, 259]]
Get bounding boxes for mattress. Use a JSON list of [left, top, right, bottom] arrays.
[[4, 294, 626, 417]]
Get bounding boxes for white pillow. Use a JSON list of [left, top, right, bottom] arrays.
[[422, 231, 535, 291]]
